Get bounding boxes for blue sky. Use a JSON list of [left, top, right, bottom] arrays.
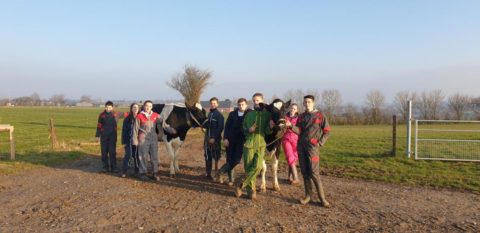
[[1, 1, 479, 104]]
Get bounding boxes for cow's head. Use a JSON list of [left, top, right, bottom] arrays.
[[186, 102, 207, 128], [263, 98, 291, 129]]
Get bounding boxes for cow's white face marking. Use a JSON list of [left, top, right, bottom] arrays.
[[273, 102, 283, 110], [195, 103, 203, 110]]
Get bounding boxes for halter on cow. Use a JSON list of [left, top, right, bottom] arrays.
[[260, 99, 291, 192]]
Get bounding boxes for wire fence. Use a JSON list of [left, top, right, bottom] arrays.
[[415, 120, 480, 162]]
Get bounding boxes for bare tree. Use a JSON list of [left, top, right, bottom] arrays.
[[283, 89, 306, 111], [321, 89, 342, 123], [50, 94, 66, 106], [12, 96, 33, 106], [80, 95, 92, 103], [343, 102, 361, 125], [365, 90, 385, 124], [393, 90, 417, 122], [167, 65, 212, 106], [419, 90, 444, 120], [472, 97, 480, 120], [0, 98, 10, 106], [31, 92, 41, 106], [447, 93, 472, 120], [282, 89, 321, 112]]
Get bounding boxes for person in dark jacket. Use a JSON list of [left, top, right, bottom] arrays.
[[95, 101, 125, 173], [216, 98, 251, 185], [121, 103, 140, 178], [203, 97, 225, 179], [288, 95, 331, 207]]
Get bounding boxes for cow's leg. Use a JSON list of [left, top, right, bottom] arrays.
[[273, 155, 280, 192], [173, 139, 183, 173], [260, 159, 267, 193], [164, 139, 176, 177]]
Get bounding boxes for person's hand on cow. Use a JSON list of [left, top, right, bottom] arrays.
[[269, 120, 276, 129], [223, 139, 229, 147], [208, 138, 215, 144], [248, 122, 257, 133], [95, 137, 99, 143], [285, 120, 292, 128]]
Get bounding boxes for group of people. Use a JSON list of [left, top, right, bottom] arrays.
[[95, 100, 174, 181], [95, 92, 331, 207]]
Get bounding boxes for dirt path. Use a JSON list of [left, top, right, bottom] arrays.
[[1, 137, 479, 232]]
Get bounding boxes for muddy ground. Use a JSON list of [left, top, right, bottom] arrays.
[[0, 136, 479, 232]]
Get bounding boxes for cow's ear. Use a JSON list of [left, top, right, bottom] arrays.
[[285, 100, 291, 109]]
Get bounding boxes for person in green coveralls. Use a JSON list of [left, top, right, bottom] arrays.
[[235, 93, 275, 200]]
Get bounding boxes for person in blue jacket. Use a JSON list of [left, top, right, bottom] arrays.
[[216, 98, 250, 185], [203, 97, 224, 179]]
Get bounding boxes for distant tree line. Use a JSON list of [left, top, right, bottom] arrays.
[[281, 89, 480, 125], [0, 93, 93, 107], [2, 89, 480, 124]]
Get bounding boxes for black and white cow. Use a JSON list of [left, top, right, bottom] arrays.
[[152, 102, 207, 177], [260, 99, 291, 192]]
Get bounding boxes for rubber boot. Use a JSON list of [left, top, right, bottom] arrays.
[[235, 182, 243, 198], [300, 179, 313, 205], [205, 160, 213, 180], [214, 160, 219, 176], [291, 165, 300, 185], [287, 166, 293, 182], [153, 172, 160, 182], [313, 177, 330, 208], [228, 169, 235, 186], [216, 164, 228, 184], [247, 188, 257, 200]]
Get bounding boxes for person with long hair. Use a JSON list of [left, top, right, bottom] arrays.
[[282, 103, 300, 185], [121, 103, 140, 178]]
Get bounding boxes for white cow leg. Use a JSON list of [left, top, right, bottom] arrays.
[[173, 139, 182, 173], [273, 157, 280, 191], [164, 140, 176, 177], [260, 160, 267, 193]]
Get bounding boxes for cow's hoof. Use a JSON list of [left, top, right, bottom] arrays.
[[169, 174, 176, 178], [321, 201, 331, 208], [273, 185, 281, 192], [259, 186, 267, 193]]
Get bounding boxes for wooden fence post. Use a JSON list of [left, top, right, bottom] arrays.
[[0, 125, 15, 160], [392, 115, 397, 156], [10, 130, 15, 160], [49, 118, 59, 150]]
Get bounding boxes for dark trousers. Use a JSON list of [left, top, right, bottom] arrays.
[[219, 139, 244, 179], [226, 139, 243, 169], [100, 135, 117, 170], [138, 140, 159, 174], [122, 143, 139, 173], [204, 138, 221, 176]]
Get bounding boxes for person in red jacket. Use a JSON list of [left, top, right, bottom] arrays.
[[288, 95, 331, 207], [95, 101, 125, 173], [132, 100, 163, 181]]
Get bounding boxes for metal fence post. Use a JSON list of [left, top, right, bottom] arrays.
[[406, 100, 412, 158], [392, 115, 397, 156]]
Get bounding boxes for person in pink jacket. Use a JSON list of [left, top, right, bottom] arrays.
[[282, 103, 300, 184]]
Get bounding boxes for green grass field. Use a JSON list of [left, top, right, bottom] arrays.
[[1, 107, 479, 192]]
